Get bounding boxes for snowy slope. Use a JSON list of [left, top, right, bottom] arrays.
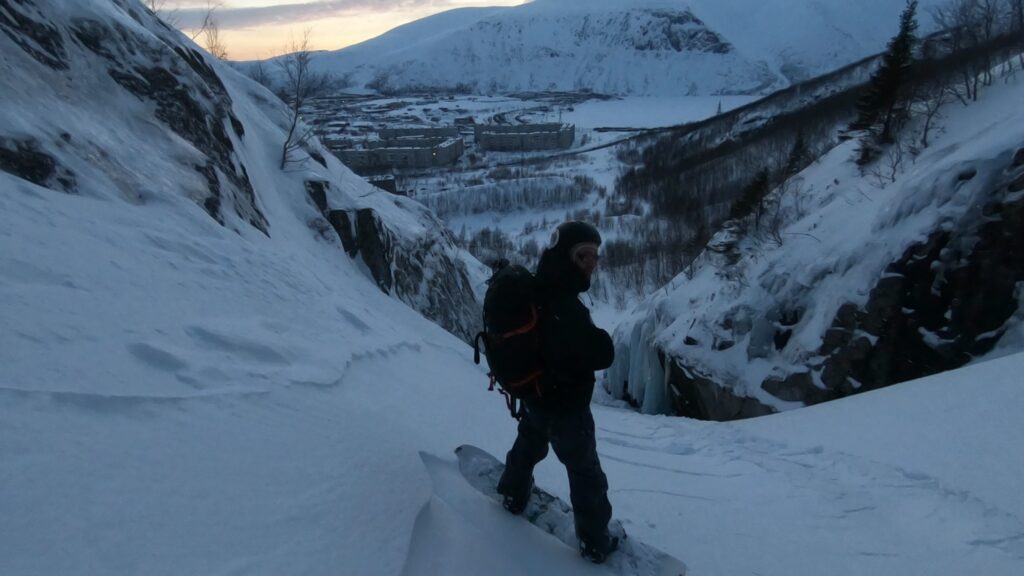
[[297, 0, 945, 96], [0, 0, 482, 340], [609, 61, 1024, 417], [2, 2, 1022, 576], [3, 165, 1023, 575]]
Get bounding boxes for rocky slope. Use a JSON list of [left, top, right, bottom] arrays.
[[0, 0, 481, 342], [607, 67, 1024, 419]]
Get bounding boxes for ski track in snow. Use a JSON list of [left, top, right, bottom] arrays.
[[592, 412, 1024, 572]]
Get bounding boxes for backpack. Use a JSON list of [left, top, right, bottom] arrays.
[[473, 262, 545, 419]]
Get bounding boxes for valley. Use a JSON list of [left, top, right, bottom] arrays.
[[305, 90, 757, 313]]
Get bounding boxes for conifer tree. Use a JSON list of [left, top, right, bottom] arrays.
[[783, 129, 811, 177], [851, 0, 919, 162]]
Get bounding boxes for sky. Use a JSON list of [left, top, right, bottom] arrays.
[[159, 0, 530, 60]]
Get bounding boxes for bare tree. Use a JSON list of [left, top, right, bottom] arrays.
[[203, 18, 228, 60], [144, 0, 180, 26], [917, 93, 949, 148], [147, 1, 224, 43], [931, 0, 983, 98], [276, 29, 335, 169], [188, 1, 223, 42], [977, 0, 1005, 86], [865, 140, 907, 186], [146, 2, 227, 60], [932, 0, 1004, 41], [913, 42, 958, 147], [914, 72, 956, 147], [930, 0, 1012, 98], [248, 58, 272, 89], [1011, 0, 1024, 31]]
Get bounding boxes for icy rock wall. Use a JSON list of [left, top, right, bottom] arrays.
[[316, 187, 482, 343], [607, 314, 667, 414], [815, 151, 1024, 395], [612, 143, 1024, 421]]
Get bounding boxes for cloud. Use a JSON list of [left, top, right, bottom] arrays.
[[174, 1, 471, 29]]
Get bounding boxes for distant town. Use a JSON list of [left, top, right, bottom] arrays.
[[306, 94, 586, 178]]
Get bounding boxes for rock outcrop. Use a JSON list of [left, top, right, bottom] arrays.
[[812, 153, 1024, 397], [1, 0, 267, 233], [0, 0, 482, 345], [611, 137, 1024, 420], [310, 183, 481, 343]]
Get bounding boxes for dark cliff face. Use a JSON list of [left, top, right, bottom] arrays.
[[313, 184, 482, 344], [811, 152, 1024, 399], [0, 0, 267, 234], [661, 146, 1024, 421], [629, 10, 732, 54], [556, 8, 732, 55]]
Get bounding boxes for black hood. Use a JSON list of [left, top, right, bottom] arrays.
[[535, 221, 601, 296]]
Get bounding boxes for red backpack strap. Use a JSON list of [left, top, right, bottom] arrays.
[[497, 305, 539, 340]]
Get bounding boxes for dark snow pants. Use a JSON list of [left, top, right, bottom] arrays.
[[496, 402, 612, 543]]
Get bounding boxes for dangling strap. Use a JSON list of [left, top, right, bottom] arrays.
[[473, 332, 485, 365], [502, 391, 521, 421], [489, 374, 524, 421]]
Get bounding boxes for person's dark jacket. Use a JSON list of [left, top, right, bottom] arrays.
[[534, 243, 614, 411]]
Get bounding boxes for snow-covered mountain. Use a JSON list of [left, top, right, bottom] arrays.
[[3, 2, 1024, 575], [303, 0, 945, 96]]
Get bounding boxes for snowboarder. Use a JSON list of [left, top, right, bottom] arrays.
[[495, 220, 618, 563]]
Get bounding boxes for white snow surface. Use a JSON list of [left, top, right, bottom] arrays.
[[300, 0, 946, 96], [4, 163, 1023, 575], [609, 64, 1024, 416], [1, 3, 1022, 576]]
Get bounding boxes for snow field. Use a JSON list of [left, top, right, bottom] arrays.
[[1, 2, 1022, 574]]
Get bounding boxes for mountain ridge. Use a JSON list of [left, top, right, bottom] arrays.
[[286, 0, 944, 96]]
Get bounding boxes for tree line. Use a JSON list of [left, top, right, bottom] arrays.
[[418, 176, 602, 219]]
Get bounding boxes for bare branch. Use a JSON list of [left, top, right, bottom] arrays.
[[914, 72, 955, 147], [248, 58, 273, 89], [276, 29, 336, 169], [145, 0, 180, 27], [203, 18, 229, 60], [188, 1, 223, 42]]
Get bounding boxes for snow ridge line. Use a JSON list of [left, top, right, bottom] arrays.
[[0, 386, 271, 405], [286, 340, 427, 391]]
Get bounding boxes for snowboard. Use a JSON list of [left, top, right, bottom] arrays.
[[455, 444, 688, 576]]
